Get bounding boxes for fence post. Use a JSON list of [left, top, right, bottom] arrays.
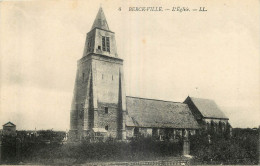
[[0, 139, 2, 163], [16, 138, 21, 163], [183, 129, 190, 156], [183, 140, 190, 155], [258, 125, 260, 165]]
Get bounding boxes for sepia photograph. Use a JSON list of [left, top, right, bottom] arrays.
[[0, 0, 259, 165]]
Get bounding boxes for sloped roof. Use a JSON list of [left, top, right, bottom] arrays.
[[126, 96, 199, 129], [188, 97, 228, 119], [3, 121, 16, 127], [91, 7, 110, 31]]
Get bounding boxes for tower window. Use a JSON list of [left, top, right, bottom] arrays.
[[102, 37, 106, 51], [82, 73, 85, 82], [98, 45, 101, 50], [106, 37, 110, 52], [102, 36, 110, 52], [87, 42, 90, 51], [105, 125, 108, 130], [88, 37, 93, 52], [105, 107, 108, 114]]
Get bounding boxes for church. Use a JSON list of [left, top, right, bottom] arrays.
[[69, 7, 230, 141]]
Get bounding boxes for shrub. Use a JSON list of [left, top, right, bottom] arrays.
[[190, 128, 259, 165]]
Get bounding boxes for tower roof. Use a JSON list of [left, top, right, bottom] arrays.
[[91, 7, 110, 31]]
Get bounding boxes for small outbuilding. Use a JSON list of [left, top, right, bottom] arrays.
[[2, 121, 16, 136]]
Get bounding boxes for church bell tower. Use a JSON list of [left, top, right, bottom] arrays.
[[69, 7, 126, 141]]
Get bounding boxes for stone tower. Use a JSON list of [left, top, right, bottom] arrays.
[[69, 7, 126, 141]]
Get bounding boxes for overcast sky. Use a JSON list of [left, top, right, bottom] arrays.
[[0, 0, 259, 130]]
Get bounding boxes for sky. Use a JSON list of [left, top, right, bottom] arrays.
[[0, 0, 259, 130]]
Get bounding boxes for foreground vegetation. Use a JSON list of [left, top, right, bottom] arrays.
[[0, 128, 259, 165], [1, 136, 182, 164], [190, 128, 259, 165]]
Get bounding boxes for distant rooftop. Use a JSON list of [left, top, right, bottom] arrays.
[[3, 121, 16, 127]]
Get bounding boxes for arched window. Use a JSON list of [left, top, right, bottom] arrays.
[[218, 121, 223, 133], [210, 120, 215, 132], [223, 122, 226, 132], [102, 36, 110, 52], [206, 122, 210, 130], [134, 127, 139, 136]]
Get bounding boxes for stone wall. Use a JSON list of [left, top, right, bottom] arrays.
[[97, 102, 119, 138], [70, 53, 126, 140], [92, 56, 125, 139]]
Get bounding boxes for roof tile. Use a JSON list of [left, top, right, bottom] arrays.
[[126, 96, 199, 129]]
